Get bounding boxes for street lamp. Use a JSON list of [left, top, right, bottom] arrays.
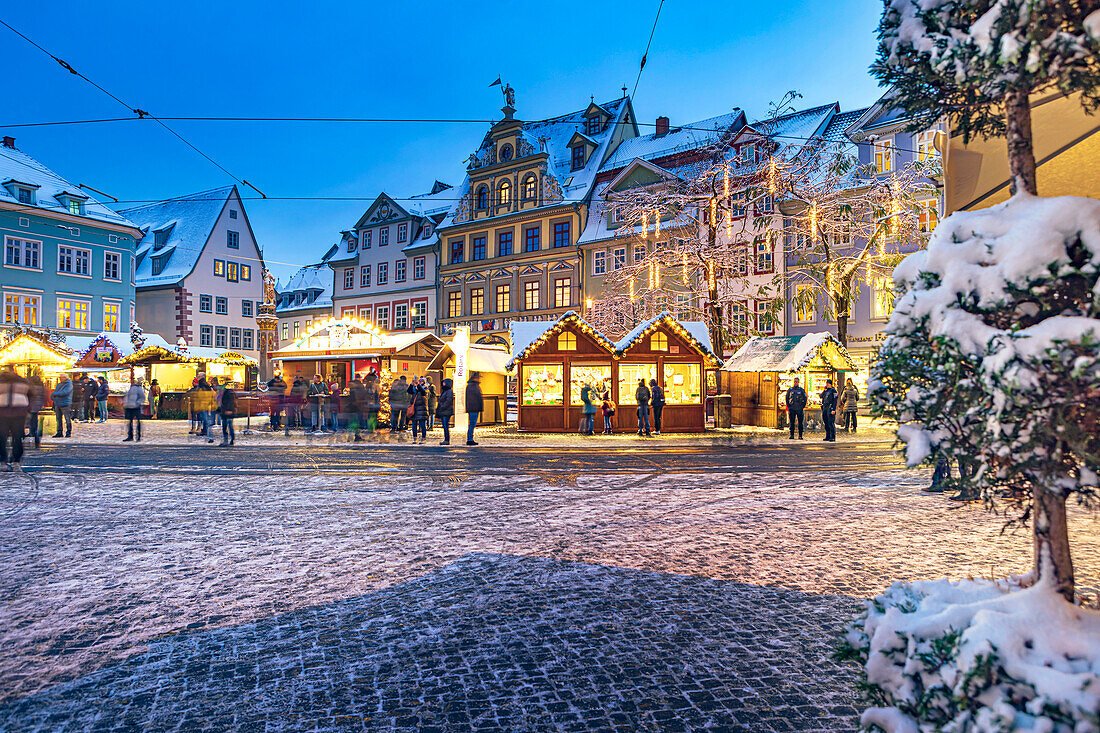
[[411, 307, 418, 333]]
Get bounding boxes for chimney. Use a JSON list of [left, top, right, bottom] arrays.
[[1, 136, 14, 149], [654, 117, 669, 137]]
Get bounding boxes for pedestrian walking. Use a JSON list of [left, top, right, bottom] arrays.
[[649, 379, 665, 435], [149, 379, 162, 419], [0, 367, 30, 470], [635, 379, 652, 436], [51, 373, 73, 438], [388, 377, 408, 433], [26, 374, 44, 449], [122, 379, 146, 442], [210, 377, 223, 427], [329, 381, 343, 431], [465, 372, 483, 446], [785, 377, 808, 439], [436, 378, 454, 445], [839, 378, 859, 433], [193, 377, 217, 443], [820, 378, 838, 442], [580, 382, 597, 435], [410, 379, 429, 444], [95, 376, 109, 422], [397, 376, 410, 431], [426, 378, 437, 431], [266, 372, 287, 429], [600, 389, 616, 434], [307, 374, 329, 433], [218, 382, 236, 446]]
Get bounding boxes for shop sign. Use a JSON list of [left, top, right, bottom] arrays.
[[94, 347, 114, 363]]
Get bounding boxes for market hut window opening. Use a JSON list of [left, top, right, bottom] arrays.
[[650, 332, 668, 351], [557, 331, 576, 351]]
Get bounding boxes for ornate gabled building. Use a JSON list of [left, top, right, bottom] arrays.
[[328, 184, 451, 333], [435, 94, 639, 343]]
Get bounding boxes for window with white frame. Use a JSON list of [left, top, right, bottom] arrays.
[[377, 262, 388, 284], [397, 223, 407, 242], [199, 294, 212, 313], [57, 299, 89, 330], [395, 260, 406, 282], [200, 325, 213, 347], [3, 293, 39, 325], [412, 302, 427, 328], [58, 246, 90, 275], [215, 327, 227, 349], [103, 302, 120, 331], [554, 278, 571, 309], [447, 291, 461, 318], [469, 288, 484, 316], [916, 129, 939, 162], [379, 227, 389, 246], [413, 257, 425, 280], [524, 281, 540, 310], [754, 300, 774, 334], [230, 328, 241, 349], [756, 236, 774, 274], [344, 268, 354, 289], [242, 329, 254, 350], [873, 138, 894, 174], [592, 250, 606, 275], [361, 265, 371, 287], [280, 322, 288, 341], [215, 296, 228, 315], [634, 245, 645, 262], [612, 247, 626, 270], [871, 276, 895, 319], [394, 303, 408, 330], [293, 321, 300, 338], [363, 230, 372, 248], [375, 305, 389, 330], [794, 284, 815, 323], [918, 198, 940, 232], [242, 300, 253, 317], [5, 237, 41, 270], [227, 230, 239, 249], [104, 251, 121, 280]]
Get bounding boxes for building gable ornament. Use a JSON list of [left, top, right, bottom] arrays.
[[443, 276, 463, 286], [492, 269, 511, 279], [541, 175, 564, 205], [550, 260, 574, 271], [520, 265, 542, 276], [467, 272, 486, 282]]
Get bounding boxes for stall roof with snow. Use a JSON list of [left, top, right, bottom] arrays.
[[270, 317, 443, 362], [614, 312, 719, 365], [507, 311, 616, 370], [720, 332, 856, 373], [428, 342, 510, 374]]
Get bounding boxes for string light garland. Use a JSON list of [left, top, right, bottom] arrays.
[[709, 198, 717, 229], [654, 209, 660, 237], [682, 252, 688, 284], [768, 158, 777, 195]]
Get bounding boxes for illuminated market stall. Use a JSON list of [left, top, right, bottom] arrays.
[[119, 339, 258, 414], [270, 317, 443, 387], [508, 311, 717, 433], [0, 326, 74, 394], [427, 341, 510, 424], [719, 332, 857, 429]]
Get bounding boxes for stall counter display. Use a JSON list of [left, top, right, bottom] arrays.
[[617, 363, 658, 405], [569, 364, 612, 405], [522, 363, 564, 405], [662, 363, 701, 405]]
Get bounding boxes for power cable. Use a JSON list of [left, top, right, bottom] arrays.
[[632, 0, 666, 99], [0, 17, 264, 198]]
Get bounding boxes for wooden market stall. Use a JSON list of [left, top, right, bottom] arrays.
[[0, 326, 75, 395], [719, 332, 857, 429], [119, 340, 258, 415], [427, 341, 510, 424], [270, 317, 443, 388], [508, 311, 718, 433]]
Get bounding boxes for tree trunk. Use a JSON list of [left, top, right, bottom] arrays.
[[1033, 485, 1075, 602], [1005, 90, 1038, 196]]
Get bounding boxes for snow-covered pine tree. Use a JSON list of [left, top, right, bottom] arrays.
[[872, 0, 1100, 195], [129, 320, 146, 349]]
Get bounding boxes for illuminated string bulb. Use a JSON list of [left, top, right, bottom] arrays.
[[654, 209, 660, 237], [655, 263, 661, 288], [709, 198, 716, 228], [641, 210, 648, 234], [723, 167, 729, 198], [809, 202, 818, 235], [725, 211, 732, 239], [707, 261, 716, 291], [682, 252, 688, 284], [768, 158, 776, 195], [630, 277, 636, 302]]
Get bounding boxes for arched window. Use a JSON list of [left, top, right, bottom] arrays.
[[498, 180, 512, 206], [523, 175, 538, 200], [476, 186, 489, 210]]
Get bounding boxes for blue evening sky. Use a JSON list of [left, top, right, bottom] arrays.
[[3, 0, 885, 282]]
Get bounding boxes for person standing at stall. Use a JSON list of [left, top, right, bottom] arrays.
[[307, 374, 328, 433], [839, 378, 860, 433], [436, 378, 454, 445], [426, 378, 437, 431], [465, 372, 483, 446], [365, 376, 381, 436], [410, 379, 429, 444], [348, 374, 367, 441], [51, 373, 73, 438], [820, 378, 838, 442], [635, 379, 652, 437], [26, 374, 45, 449], [580, 382, 597, 436], [149, 379, 162, 420], [388, 377, 407, 433], [95, 376, 109, 423], [193, 376, 217, 443], [122, 379, 146, 442], [218, 381, 236, 447], [785, 377, 807, 440], [266, 372, 287, 430], [0, 366, 30, 470], [600, 388, 615, 435], [83, 377, 97, 423], [649, 379, 665, 436]]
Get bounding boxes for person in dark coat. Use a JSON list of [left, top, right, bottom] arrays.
[[83, 377, 97, 423], [465, 372, 483, 445], [820, 378, 838, 442], [649, 379, 665, 436], [364, 379, 381, 434], [436, 378, 455, 445], [0, 367, 30, 470], [410, 379, 429, 444], [785, 377, 808, 439], [600, 389, 615, 435], [26, 374, 45, 448], [580, 382, 597, 436], [635, 379, 651, 436], [266, 372, 287, 429], [51, 374, 73, 438], [388, 377, 408, 433], [95, 377, 109, 422], [348, 375, 367, 441], [426, 379, 437, 431], [218, 383, 237, 446], [71, 376, 85, 422], [306, 374, 329, 433]]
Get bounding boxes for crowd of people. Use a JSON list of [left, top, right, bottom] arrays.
[[261, 369, 485, 446]]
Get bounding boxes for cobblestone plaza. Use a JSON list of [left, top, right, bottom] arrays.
[[1, 436, 1097, 731]]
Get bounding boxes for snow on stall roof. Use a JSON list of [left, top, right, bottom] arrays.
[[66, 331, 174, 359], [721, 332, 855, 373], [613, 312, 716, 360], [0, 145, 139, 229], [383, 331, 443, 354], [122, 186, 234, 287], [429, 342, 510, 374], [508, 318, 566, 368]]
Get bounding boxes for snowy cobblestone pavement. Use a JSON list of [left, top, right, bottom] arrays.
[[0, 447, 1097, 731]]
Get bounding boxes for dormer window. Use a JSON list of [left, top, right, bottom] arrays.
[[18, 188, 33, 205], [56, 191, 88, 217], [571, 145, 585, 171], [67, 200, 82, 215], [585, 116, 600, 135], [153, 227, 172, 249], [476, 186, 489, 210]]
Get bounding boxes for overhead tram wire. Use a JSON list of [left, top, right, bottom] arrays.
[[632, 0, 666, 99], [0, 17, 266, 199]]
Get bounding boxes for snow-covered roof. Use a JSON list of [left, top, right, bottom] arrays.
[[122, 186, 234, 287], [383, 331, 445, 353], [67, 331, 174, 360], [0, 144, 140, 229], [119, 341, 258, 366], [276, 263, 333, 315], [428, 342, 510, 374], [720, 332, 856, 373], [614, 312, 718, 364], [507, 311, 615, 369], [599, 110, 746, 172]]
